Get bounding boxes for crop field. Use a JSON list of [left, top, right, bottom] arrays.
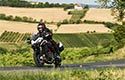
[[53, 33, 116, 48], [82, 8, 116, 23], [0, 31, 31, 43], [56, 24, 112, 33], [69, 9, 88, 22], [0, 31, 115, 48], [0, 20, 113, 35], [0, 7, 71, 22], [0, 20, 57, 35]]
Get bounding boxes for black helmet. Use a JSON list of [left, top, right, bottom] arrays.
[[37, 25, 44, 32]]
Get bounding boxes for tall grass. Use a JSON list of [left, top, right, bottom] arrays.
[[0, 68, 125, 80]]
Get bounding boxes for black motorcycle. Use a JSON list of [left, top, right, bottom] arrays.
[[28, 33, 64, 67]]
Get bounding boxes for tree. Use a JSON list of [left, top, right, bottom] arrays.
[[114, 25, 125, 42], [98, 0, 125, 49], [111, 0, 125, 25], [44, 2, 49, 7], [84, 5, 89, 9], [113, 25, 125, 48], [62, 19, 68, 24], [97, 0, 111, 8], [98, 0, 125, 25]]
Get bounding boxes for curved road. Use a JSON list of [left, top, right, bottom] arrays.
[[0, 59, 125, 71]]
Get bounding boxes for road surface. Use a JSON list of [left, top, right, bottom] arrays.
[[0, 59, 125, 71]]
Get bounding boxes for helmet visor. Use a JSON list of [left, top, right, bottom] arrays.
[[38, 25, 43, 32]]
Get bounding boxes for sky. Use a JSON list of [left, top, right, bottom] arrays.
[[29, 0, 98, 5]]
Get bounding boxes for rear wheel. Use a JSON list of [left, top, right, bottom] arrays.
[[33, 51, 44, 67]]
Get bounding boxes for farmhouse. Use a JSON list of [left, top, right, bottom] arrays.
[[74, 4, 83, 10]]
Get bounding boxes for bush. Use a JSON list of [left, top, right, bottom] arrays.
[[69, 19, 75, 24], [0, 14, 37, 23], [28, 17, 33, 22], [57, 22, 62, 28], [0, 47, 8, 54], [0, 13, 6, 19], [76, 19, 82, 24], [113, 25, 125, 44], [14, 16, 22, 21], [104, 22, 120, 30], [61, 46, 113, 61], [62, 19, 69, 24], [83, 20, 104, 24], [22, 16, 28, 22], [6, 15, 13, 20]]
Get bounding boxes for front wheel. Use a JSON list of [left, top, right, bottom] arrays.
[[54, 56, 61, 68], [33, 51, 44, 67]]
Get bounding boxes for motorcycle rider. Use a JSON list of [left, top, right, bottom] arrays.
[[31, 20, 61, 62]]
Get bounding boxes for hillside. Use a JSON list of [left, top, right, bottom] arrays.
[[0, 7, 71, 22], [82, 8, 116, 23], [0, 31, 115, 48], [0, 20, 113, 35]]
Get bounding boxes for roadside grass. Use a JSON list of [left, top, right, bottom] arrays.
[[0, 68, 125, 80], [62, 46, 125, 64], [0, 43, 125, 66]]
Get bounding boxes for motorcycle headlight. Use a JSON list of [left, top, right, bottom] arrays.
[[58, 42, 64, 52]]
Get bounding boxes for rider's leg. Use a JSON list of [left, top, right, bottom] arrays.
[[50, 40, 61, 62], [32, 44, 40, 54], [51, 40, 60, 55]]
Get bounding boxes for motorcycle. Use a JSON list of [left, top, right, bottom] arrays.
[[28, 33, 64, 67]]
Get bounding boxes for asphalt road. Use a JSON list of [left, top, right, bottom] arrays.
[[0, 59, 125, 71]]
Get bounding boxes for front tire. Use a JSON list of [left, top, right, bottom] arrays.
[[54, 56, 61, 68], [33, 51, 44, 67]]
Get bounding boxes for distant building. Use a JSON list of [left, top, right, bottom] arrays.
[[74, 4, 83, 10], [30, 1, 39, 5]]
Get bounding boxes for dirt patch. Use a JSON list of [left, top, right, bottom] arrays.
[[82, 8, 116, 23], [56, 24, 112, 33], [0, 20, 57, 35]]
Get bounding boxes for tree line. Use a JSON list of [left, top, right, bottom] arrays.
[[0, 13, 38, 23], [0, 0, 74, 10]]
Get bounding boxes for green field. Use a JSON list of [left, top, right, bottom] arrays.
[[0, 31, 117, 48], [0, 31, 31, 43], [53, 33, 116, 48], [69, 9, 88, 23], [0, 31, 120, 66]]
